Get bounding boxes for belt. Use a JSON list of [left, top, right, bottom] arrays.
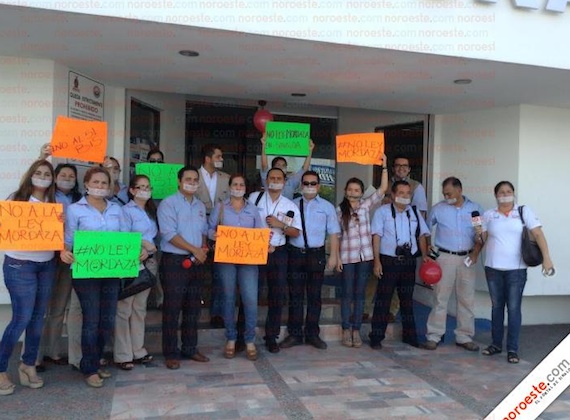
[[438, 248, 472, 256], [291, 245, 325, 254], [273, 244, 286, 249]]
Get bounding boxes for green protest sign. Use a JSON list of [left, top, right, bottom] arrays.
[[136, 163, 184, 199], [72, 231, 141, 279], [265, 121, 310, 157]]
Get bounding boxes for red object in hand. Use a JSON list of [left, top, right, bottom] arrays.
[[419, 260, 442, 285], [182, 258, 192, 269]]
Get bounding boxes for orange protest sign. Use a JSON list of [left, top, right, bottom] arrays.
[[214, 226, 271, 265], [0, 201, 64, 251], [50, 116, 107, 163], [336, 132, 385, 165]]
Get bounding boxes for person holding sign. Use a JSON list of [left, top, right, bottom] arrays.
[[60, 166, 131, 388], [336, 156, 388, 348], [249, 168, 302, 354], [260, 135, 315, 200], [114, 175, 158, 370], [37, 163, 82, 368], [280, 171, 341, 351], [208, 174, 263, 361], [0, 160, 58, 395], [157, 165, 210, 370], [369, 180, 430, 350]]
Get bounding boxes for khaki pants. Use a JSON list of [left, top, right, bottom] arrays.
[[67, 289, 83, 368]]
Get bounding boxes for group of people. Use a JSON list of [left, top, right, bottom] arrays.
[[0, 139, 555, 396]]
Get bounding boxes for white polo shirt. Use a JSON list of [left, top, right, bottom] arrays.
[[249, 191, 302, 247], [482, 205, 542, 270]]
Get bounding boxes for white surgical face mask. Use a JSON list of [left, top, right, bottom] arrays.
[[56, 180, 75, 190], [31, 177, 52, 188], [303, 187, 317, 196], [346, 194, 362, 201], [230, 189, 245, 198], [111, 172, 120, 182], [214, 161, 223, 169], [395, 196, 411, 205], [87, 187, 109, 197], [136, 190, 152, 200], [183, 183, 198, 193], [268, 183, 284, 190], [497, 195, 514, 204], [446, 198, 457, 205]]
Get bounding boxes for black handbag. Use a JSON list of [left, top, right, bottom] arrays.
[[119, 266, 157, 300], [518, 206, 543, 267]]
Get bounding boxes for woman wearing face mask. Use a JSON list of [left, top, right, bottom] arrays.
[[479, 181, 554, 364], [208, 174, 263, 361], [0, 160, 57, 396], [101, 156, 129, 205], [60, 166, 134, 388], [113, 175, 158, 370], [37, 163, 82, 368], [336, 156, 389, 348]]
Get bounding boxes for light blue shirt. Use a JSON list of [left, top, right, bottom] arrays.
[[55, 190, 77, 213], [109, 182, 129, 206], [64, 196, 125, 248], [207, 198, 263, 240], [428, 196, 484, 252], [122, 200, 158, 244], [260, 168, 304, 199], [158, 191, 207, 255], [371, 203, 430, 257], [289, 195, 340, 248]]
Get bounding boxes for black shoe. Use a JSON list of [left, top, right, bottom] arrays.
[[280, 336, 303, 349], [265, 339, 280, 353], [403, 339, 419, 348], [370, 341, 382, 350], [209, 316, 225, 329], [35, 364, 46, 373], [235, 340, 246, 353], [305, 336, 327, 350]]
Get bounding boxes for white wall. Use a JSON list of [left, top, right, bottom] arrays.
[[13, 0, 570, 70]]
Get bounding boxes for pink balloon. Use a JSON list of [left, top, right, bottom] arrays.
[[254, 109, 273, 133]]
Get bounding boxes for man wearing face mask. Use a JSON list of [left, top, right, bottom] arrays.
[[195, 144, 230, 328], [101, 156, 129, 206], [157, 166, 210, 369], [249, 168, 302, 353], [369, 180, 430, 350], [420, 177, 484, 351], [280, 171, 340, 350], [260, 136, 315, 199], [196, 144, 230, 215]]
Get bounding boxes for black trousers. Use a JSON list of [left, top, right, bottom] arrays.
[[369, 255, 418, 345], [160, 253, 202, 359]]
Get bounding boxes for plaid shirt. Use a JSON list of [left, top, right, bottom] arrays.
[[337, 191, 383, 264]]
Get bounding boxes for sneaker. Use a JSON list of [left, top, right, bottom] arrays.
[[419, 340, 438, 350], [352, 330, 362, 348], [342, 329, 353, 347]]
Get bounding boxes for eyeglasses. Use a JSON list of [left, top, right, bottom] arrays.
[[148, 159, 163, 163], [393, 164, 410, 169], [134, 186, 152, 191], [302, 181, 318, 186]]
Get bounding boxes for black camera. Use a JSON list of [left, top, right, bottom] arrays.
[[395, 243, 412, 257]]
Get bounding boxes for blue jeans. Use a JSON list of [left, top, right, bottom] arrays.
[[72, 278, 119, 376], [341, 261, 372, 330], [485, 267, 527, 353], [217, 263, 258, 343], [0, 256, 56, 372]]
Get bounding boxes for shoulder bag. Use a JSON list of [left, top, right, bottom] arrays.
[[518, 205, 543, 267]]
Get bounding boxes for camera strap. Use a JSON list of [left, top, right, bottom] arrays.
[[390, 203, 413, 246]]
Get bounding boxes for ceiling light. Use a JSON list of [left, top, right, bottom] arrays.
[[291, 93, 307, 97], [179, 50, 199, 57], [453, 79, 472, 85]]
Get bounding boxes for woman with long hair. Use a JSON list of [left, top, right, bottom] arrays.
[[113, 175, 158, 370], [0, 160, 58, 395], [336, 156, 388, 348], [60, 166, 131, 388], [38, 163, 82, 367], [208, 174, 263, 361], [480, 181, 554, 364]]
